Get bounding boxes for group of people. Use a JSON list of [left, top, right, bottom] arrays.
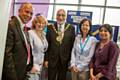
[[2, 2, 119, 80]]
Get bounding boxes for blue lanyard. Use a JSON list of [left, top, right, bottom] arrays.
[[80, 35, 90, 54]]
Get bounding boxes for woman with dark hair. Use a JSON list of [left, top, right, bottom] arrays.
[[90, 24, 119, 80], [70, 18, 97, 80]]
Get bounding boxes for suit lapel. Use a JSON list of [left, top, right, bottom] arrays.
[[62, 23, 70, 43], [64, 23, 68, 30], [53, 22, 59, 37], [54, 22, 58, 31], [13, 16, 26, 46]]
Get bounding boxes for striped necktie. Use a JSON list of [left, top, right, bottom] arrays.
[[23, 26, 31, 65], [24, 24, 28, 32], [58, 24, 62, 32]]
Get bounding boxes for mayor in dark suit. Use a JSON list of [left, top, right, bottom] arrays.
[[44, 9, 75, 80], [2, 2, 33, 80]]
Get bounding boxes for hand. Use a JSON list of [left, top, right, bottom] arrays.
[[30, 66, 38, 73], [71, 66, 79, 72], [94, 77, 99, 80], [44, 61, 48, 68], [90, 68, 96, 80], [89, 74, 96, 80], [95, 73, 103, 80]]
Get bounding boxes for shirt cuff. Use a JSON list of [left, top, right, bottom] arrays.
[[34, 64, 40, 71], [71, 63, 75, 68]]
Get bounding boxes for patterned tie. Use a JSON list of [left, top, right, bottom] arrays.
[[24, 24, 28, 32], [24, 25, 31, 64], [26, 41, 31, 65], [58, 24, 62, 32]]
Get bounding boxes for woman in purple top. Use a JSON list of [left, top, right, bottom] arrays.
[[90, 24, 119, 80]]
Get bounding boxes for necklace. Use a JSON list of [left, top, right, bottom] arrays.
[[36, 30, 43, 38], [80, 35, 90, 54], [35, 30, 48, 51], [52, 24, 70, 44], [35, 30, 45, 43]]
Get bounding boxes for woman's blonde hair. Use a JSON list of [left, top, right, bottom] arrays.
[[32, 15, 48, 29]]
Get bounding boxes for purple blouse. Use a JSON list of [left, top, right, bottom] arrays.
[[90, 41, 119, 80]]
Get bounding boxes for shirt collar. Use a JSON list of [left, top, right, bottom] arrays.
[[17, 16, 25, 30], [57, 23, 65, 28]]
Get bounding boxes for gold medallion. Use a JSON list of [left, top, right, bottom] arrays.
[[56, 31, 63, 43], [56, 35, 62, 42], [57, 31, 62, 36], [51, 24, 70, 45]]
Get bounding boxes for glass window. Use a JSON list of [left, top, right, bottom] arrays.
[[80, 7, 104, 25], [107, 0, 120, 7], [49, 0, 54, 3], [104, 8, 120, 26], [81, 0, 105, 5], [53, 5, 78, 21], [10, 0, 14, 17], [14, 4, 20, 16], [15, 0, 50, 3], [56, 0, 78, 4], [47, 5, 54, 20]]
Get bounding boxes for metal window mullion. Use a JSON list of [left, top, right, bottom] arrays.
[[102, 0, 107, 24]]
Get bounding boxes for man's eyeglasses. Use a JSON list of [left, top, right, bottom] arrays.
[[57, 14, 65, 17]]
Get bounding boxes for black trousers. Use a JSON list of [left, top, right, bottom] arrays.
[[48, 59, 67, 80], [99, 77, 108, 80]]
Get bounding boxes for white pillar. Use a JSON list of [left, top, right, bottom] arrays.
[[0, 0, 12, 79]]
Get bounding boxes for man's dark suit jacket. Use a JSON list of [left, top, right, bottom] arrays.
[[2, 16, 33, 80], [45, 22, 75, 68]]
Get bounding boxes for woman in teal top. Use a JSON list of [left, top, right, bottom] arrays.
[[70, 18, 97, 80]]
